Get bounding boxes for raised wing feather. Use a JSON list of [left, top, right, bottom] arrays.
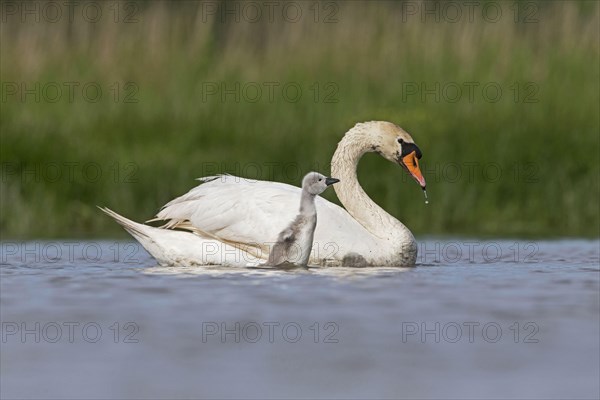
[[154, 175, 376, 262]]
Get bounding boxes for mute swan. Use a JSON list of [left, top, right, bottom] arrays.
[[100, 121, 426, 267], [267, 172, 339, 266]]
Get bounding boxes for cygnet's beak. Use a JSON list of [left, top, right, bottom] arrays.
[[401, 151, 426, 189], [325, 177, 340, 186]]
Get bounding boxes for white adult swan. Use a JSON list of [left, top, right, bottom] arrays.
[[101, 121, 427, 267]]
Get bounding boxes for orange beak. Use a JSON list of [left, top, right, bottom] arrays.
[[402, 151, 426, 188]]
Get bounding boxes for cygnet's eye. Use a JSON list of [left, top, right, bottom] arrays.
[[318, 178, 323, 182], [397, 138, 404, 144]]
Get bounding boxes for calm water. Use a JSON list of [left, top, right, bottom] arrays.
[[1, 239, 599, 399]]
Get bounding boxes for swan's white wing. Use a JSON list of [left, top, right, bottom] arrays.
[[155, 175, 377, 262]]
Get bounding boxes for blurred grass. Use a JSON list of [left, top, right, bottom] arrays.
[[1, 0, 599, 238]]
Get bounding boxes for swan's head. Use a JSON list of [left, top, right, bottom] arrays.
[[366, 121, 426, 189], [303, 172, 340, 195]]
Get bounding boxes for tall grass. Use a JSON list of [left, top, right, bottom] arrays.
[[1, 1, 598, 238]]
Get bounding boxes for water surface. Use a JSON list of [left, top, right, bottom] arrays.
[[1, 239, 599, 399]]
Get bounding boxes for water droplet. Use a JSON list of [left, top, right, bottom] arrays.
[[423, 189, 429, 205]]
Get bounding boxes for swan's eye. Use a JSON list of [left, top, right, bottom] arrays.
[[397, 138, 404, 144], [318, 178, 322, 182]]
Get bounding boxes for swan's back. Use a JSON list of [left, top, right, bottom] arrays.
[[155, 175, 378, 263]]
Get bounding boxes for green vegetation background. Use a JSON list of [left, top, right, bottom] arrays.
[[1, 1, 599, 238]]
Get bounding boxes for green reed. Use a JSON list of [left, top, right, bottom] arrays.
[[1, 1, 598, 238]]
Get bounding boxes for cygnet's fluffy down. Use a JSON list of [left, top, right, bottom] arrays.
[[267, 172, 339, 266]]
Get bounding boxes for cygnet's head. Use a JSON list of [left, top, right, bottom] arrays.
[[302, 172, 339, 195]]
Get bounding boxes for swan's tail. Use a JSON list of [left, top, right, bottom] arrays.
[[98, 207, 260, 267], [98, 206, 170, 263], [98, 207, 151, 241]]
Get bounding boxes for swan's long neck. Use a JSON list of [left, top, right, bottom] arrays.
[[330, 126, 414, 245]]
